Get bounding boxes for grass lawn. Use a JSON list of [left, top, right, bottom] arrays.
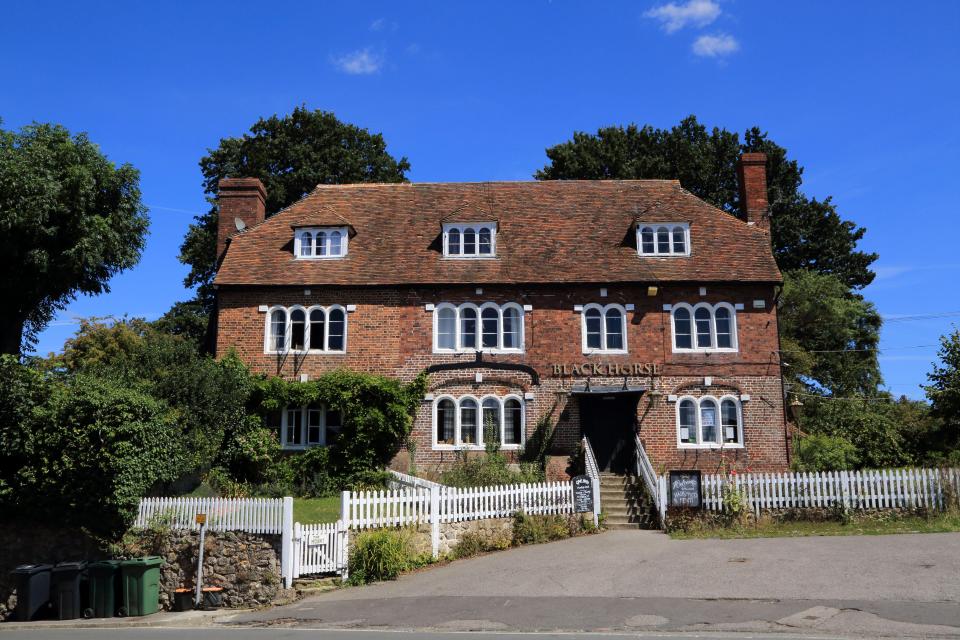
[[187, 482, 340, 524], [294, 495, 341, 523], [670, 512, 960, 540]]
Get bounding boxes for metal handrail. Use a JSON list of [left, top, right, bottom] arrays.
[[582, 436, 602, 526], [635, 435, 666, 526]]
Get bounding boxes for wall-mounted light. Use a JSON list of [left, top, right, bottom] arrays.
[[647, 286, 659, 296]]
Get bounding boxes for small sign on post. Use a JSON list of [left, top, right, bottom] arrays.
[[669, 470, 702, 508], [195, 513, 206, 526], [572, 475, 594, 513]]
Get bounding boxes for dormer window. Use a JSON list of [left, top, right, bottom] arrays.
[[295, 227, 348, 259], [637, 223, 690, 256], [443, 223, 496, 258]]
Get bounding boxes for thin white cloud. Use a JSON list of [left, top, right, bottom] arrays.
[[692, 33, 739, 57], [370, 18, 386, 31], [331, 48, 383, 75], [644, 0, 721, 33]]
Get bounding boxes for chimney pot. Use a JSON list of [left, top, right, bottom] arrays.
[[216, 177, 266, 265], [737, 153, 769, 229]]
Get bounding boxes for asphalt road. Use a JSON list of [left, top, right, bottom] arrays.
[[227, 529, 960, 637]]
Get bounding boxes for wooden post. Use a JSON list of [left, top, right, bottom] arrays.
[[430, 485, 440, 559], [280, 496, 294, 588]]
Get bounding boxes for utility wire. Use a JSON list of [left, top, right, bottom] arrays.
[[779, 344, 937, 354]]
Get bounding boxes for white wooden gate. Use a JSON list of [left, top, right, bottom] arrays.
[[293, 520, 348, 578]]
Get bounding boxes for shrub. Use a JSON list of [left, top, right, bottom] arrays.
[[441, 442, 544, 488], [511, 512, 570, 545], [1, 369, 188, 536], [347, 528, 428, 584], [451, 530, 511, 559], [794, 433, 860, 471], [287, 447, 337, 497]]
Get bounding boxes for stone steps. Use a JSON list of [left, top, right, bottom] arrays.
[[598, 473, 658, 530]]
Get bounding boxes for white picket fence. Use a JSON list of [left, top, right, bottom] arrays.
[[134, 497, 285, 533], [342, 481, 575, 528], [702, 467, 960, 514], [388, 469, 444, 491], [293, 521, 349, 578]]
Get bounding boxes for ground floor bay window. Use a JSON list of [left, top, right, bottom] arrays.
[[676, 395, 743, 448], [434, 395, 524, 450], [279, 405, 342, 449]]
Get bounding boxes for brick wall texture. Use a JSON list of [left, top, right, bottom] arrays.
[[217, 281, 789, 477]]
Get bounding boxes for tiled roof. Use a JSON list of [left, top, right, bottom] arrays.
[[214, 181, 782, 287]]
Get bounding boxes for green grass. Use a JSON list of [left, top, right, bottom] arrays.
[[294, 496, 341, 523], [670, 512, 960, 540]]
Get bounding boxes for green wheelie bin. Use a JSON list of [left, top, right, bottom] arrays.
[[118, 556, 162, 617], [50, 561, 87, 619], [86, 560, 121, 618]]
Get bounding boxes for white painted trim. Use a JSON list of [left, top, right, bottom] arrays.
[[264, 304, 349, 354], [442, 222, 498, 259], [735, 303, 745, 311], [670, 302, 739, 353], [573, 304, 584, 312], [675, 394, 744, 450], [425, 303, 435, 312], [753, 299, 766, 309], [431, 301, 525, 354], [279, 404, 343, 450], [432, 394, 525, 450], [637, 222, 691, 257], [258, 305, 269, 312], [625, 303, 635, 311], [293, 226, 349, 260], [581, 303, 629, 355], [662, 304, 672, 311], [523, 304, 533, 312]]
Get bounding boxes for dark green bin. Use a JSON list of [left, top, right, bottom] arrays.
[[118, 556, 162, 617], [86, 560, 122, 618]]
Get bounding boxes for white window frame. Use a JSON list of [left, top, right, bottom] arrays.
[[442, 222, 497, 258], [293, 226, 349, 259], [280, 405, 343, 450], [264, 304, 348, 354], [432, 394, 525, 450], [675, 394, 744, 449], [580, 303, 628, 355], [637, 223, 690, 257], [432, 302, 525, 354], [670, 302, 738, 353]]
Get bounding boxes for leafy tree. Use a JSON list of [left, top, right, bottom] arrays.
[[179, 106, 410, 309], [0, 122, 148, 355], [778, 270, 882, 396], [800, 395, 911, 469], [0, 360, 186, 536], [925, 328, 960, 454], [536, 115, 877, 289], [51, 316, 256, 472], [793, 433, 859, 472]]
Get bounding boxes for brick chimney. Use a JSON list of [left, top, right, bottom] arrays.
[[216, 177, 266, 263], [736, 153, 769, 228]]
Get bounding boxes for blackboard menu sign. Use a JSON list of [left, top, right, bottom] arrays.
[[572, 475, 594, 513], [669, 470, 702, 508]]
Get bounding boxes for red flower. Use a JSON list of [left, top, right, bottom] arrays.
[[730, 469, 737, 476]]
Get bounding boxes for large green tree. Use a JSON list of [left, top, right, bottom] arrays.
[[925, 328, 960, 458], [0, 122, 148, 355], [778, 270, 882, 396], [179, 107, 410, 309], [536, 116, 877, 289]]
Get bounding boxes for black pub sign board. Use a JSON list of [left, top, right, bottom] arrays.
[[572, 475, 594, 513], [669, 470, 702, 508]]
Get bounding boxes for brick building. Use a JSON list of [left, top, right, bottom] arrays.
[[213, 153, 789, 478]]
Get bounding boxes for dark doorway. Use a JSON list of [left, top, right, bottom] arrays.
[[579, 393, 640, 473]]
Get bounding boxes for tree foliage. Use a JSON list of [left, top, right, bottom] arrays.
[[179, 106, 410, 308], [0, 356, 186, 536], [0, 122, 148, 355], [925, 328, 960, 456], [536, 116, 877, 289], [778, 270, 882, 396]]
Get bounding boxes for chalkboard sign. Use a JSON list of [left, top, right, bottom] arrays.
[[669, 470, 702, 508], [572, 475, 594, 513]]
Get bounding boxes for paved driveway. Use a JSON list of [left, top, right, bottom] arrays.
[[227, 530, 960, 636]]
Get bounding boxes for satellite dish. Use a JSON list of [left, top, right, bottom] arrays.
[[234, 217, 247, 232]]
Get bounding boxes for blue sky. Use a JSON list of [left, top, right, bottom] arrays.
[[2, 1, 958, 399]]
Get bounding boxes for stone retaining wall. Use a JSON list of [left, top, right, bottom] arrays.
[[120, 529, 281, 610], [0, 524, 281, 620]]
